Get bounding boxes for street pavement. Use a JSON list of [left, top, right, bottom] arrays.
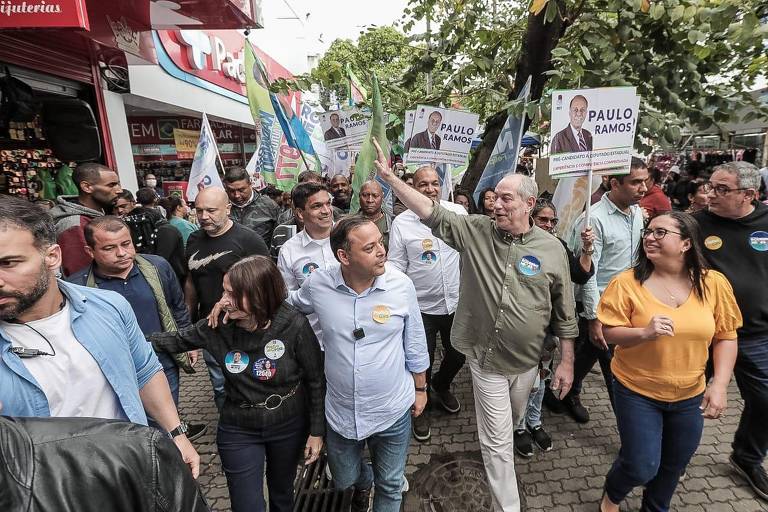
[[179, 355, 768, 511]]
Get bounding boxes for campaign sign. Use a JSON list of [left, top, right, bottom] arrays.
[[319, 108, 371, 150], [405, 106, 479, 166], [549, 87, 640, 177]]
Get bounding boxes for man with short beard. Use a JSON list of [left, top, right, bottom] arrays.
[[223, 166, 280, 246], [0, 196, 199, 477], [50, 163, 122, 276]]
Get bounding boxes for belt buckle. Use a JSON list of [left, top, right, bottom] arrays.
[[264, 394, 283, 410]]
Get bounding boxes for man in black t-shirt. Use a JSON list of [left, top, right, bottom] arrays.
[[693, 161, 768, 501], [186, 187, 269, 410]]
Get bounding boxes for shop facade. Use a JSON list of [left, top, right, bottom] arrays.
[[0, 0, 264, 200]]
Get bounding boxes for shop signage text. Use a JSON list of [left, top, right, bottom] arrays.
[[0, 0, 89, 29]]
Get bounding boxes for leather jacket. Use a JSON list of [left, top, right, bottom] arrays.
[[0, 415, 209, 512]]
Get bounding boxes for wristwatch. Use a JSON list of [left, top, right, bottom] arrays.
[[168, 422, 189, 439], [415, 385, 428, 393]]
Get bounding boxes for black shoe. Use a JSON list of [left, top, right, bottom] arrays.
[[184, 422, 208, 442], [350, 486, 372, 512], [730, 454, 768, 501], [514, 429, 534, 458], [562, 394, 590, 423], [412, 413, 431, 442], [542, 386, 566, 414], [528, 425, 552, 452], [431, 385, 461, 413]]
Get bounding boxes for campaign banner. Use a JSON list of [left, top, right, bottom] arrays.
[[405, 106, 479, 166], [318, 108, 371, 150], [549, 87, 639, 177], [473, 76, 531, 204], [173, 128, 199, 160]]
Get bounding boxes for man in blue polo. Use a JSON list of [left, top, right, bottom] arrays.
[[67, 215, 207, 439], [0, 197, 199, 477], [288, 216, 429, 512]]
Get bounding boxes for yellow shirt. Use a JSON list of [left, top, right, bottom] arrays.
[[597, 269, 742, 402]]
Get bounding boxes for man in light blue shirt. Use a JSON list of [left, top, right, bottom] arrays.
[[0, 197, 200, 478], [288, 216, 429, 512], [561, 158, 648, 423]]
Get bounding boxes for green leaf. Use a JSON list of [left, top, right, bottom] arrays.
[[544, 0, 558, 23], [687, 30, 700, 44], [550, 47, 570, 57], [650, 3, 665, 20], [581, 44, 592, 61]]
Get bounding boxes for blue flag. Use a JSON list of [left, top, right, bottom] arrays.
[[473, 76, 532, 204], [249, 42, 316, 157]]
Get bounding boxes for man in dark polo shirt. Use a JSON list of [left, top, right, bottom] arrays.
[[373, 139, 578, 511], [693, 161, 768, 501], [67, 216, 207, 440], [185, 187, 269, 410]]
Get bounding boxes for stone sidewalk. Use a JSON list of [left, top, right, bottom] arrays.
[[178, 358, 768, 511]]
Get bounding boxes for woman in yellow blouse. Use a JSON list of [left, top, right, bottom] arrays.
[[597, 211, 741, 512]]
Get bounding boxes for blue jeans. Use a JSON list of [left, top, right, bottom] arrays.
[[516, 376, 545, 430], [217, 415, 307, 512], [203, 349, 226, 412], [147, 351, 179, 430], [326, 410, 411, 512], [604, 380, 703, 512], [732, 337, 768, 467]]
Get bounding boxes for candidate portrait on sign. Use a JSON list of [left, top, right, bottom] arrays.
[[323, 113, 347, 141], [406, 110, 443, 151], [550, 95, 593, 154]]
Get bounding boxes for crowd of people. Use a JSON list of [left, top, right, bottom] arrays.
[[1, 146, 768, 512]]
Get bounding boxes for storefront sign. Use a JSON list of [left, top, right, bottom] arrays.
[[0, 0, 90, 29], [128, 116, 255, 145], [173, 128, 198, 159]]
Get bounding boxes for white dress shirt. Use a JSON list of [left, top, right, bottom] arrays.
[[287, 265, 429, 440], [277, 229, 339, 347], [388, 200, 466, 315]]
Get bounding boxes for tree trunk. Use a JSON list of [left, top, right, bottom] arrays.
[[460, 0, 569, 192]]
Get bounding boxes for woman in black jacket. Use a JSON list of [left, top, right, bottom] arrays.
[[150, 255, 325, 512]]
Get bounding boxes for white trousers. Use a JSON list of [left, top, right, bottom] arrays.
[[470, 359, 538, 512]]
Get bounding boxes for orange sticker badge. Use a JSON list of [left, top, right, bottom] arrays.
[[372, 305, 391, 324], [704, 236, 723, 251], [421, 239, 434, 251]]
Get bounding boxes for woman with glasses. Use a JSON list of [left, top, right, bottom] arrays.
[[150, 256, 326, 512], [597, 211, 741, 512], [514, 198, 596, 458]]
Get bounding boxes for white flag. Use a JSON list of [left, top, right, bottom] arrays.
[[186, 113, 223, 201]]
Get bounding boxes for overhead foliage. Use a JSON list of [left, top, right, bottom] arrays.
[[399, 0, 768, 188]]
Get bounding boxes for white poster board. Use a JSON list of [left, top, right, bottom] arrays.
[[549, 87, 640, 177], [405, 106, 479, 165], [318, 108, 371, 150]]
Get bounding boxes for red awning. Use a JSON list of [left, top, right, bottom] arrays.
[[150, 0, 263, 30]]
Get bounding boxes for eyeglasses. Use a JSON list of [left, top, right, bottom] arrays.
[[534, 215, 558, 227], [704, 181, 751, 197], [641, 228, 683, 240]]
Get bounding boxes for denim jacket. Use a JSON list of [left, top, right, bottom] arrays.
[[0, 280, 162, 425]]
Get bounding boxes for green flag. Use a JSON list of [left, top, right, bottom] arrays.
[[349, 72, 389, 214]]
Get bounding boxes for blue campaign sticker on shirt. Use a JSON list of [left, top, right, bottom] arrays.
[[224, 351, 249, 374], [517, 255, 542, 276], [253, 358, 277, 381], [749, 231, 768, 252], [421, 250, 438, 264], [302, 262, 320, 275]]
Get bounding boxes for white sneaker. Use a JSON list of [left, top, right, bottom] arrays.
[[401, 476, 409, 493]]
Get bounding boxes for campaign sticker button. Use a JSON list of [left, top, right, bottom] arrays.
[[421, 250, 438, 264], [749, 231, 768, 252], [372, 305, 391, 324], [421, 239, 434, 251], [264, 339, 286, 360], [517, 255, 541, 276], [302, 262, 320, 275], [704, 236, 723, 250], [224, 351, 249, 374], [253, 358, 277, 381]]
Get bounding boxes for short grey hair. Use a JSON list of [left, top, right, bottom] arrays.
[[517, 174, 539, 201], [713, 161, 761, 190]]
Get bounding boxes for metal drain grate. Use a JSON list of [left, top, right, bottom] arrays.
[[293, 453, 353, 512]]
